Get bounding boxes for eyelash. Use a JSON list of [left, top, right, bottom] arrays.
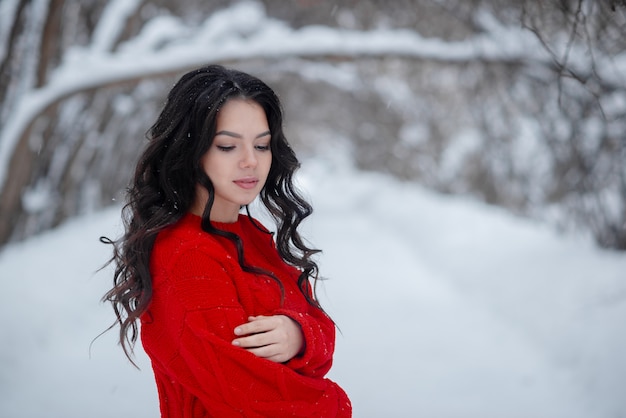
[[216, 145, 270, 152], [216, 145, 235, 152]]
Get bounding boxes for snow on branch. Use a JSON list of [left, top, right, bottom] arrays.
[[90, 0, 143, 54], [0, 1, 619, 189]]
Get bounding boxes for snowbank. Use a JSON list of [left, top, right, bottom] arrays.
[[1, 156, 625, 417]]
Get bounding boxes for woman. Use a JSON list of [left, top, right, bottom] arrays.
[[102, 65, 351, 417]]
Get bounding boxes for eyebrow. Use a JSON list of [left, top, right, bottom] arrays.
[[215, 130, 271, 139]]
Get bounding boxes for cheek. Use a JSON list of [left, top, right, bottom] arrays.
[[199, 153, 211, 173], [202, 154, 225, 180], [262, 153, 273, 171]]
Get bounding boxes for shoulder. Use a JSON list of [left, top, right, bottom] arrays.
[[152, 214, 230, 270], [238, 214, 274, 242]]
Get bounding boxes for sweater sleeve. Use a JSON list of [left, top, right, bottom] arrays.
[[275, 303, 335, 378], [146, 248, 347, 417]]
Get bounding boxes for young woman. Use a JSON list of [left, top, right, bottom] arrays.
[[102, 65, 351, 417]]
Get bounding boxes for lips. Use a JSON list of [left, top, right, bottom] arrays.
[[233, 177, 259, 190]]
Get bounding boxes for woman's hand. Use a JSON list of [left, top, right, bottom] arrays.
[[232, 315, 305, 363]]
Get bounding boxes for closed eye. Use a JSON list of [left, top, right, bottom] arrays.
[[216, 145, 235, 152], [255, 144, 270, 151]]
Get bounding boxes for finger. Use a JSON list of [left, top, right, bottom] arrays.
[[234, 316, 277, 336], [233, 329, 280, 348], [244, 344, 291, 363], [237, 318, 296, 348], [244, 344, 278, 359]]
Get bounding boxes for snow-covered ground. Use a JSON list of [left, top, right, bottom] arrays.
[[1, 155, 625, 418]]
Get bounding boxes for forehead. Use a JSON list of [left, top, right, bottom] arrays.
[[216, 99, 268, 128]]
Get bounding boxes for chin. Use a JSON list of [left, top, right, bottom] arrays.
[[235, 196, 257, 207]]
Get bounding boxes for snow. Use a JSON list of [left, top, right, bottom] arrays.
[[21, 178, 56, 214], [0, 0, 555, 191], [439, 128, 483, 184], [1, 153, 625, 418], [1, 2, 626, 416], [0, 0, 20, 63], [90, 0, 143, 53], [3, 0, 625, 212]]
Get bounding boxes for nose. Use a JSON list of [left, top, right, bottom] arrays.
[[240, 144, 257, 169]]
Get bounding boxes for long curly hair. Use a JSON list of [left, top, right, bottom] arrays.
[[101, 65, 324, 362]]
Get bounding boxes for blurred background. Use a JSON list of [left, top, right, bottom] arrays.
[[1, 0, 625, 252], [2, 1, 626, 417]]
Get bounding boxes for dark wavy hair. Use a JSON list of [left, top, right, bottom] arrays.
[[101, 65, 324, 363]]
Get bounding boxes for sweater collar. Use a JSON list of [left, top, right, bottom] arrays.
[[183, 211, 245, 233]]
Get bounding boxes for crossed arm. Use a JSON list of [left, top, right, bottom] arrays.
[[159, 246, 335, 378], [232, 314, 305, 363]]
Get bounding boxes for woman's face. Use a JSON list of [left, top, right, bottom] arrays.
[[192, 98, 272, 222]]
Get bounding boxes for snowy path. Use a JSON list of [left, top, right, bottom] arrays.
[[1, 159, 625, 417], [302, 159, 625, 417], [316, 201, 586, 418]]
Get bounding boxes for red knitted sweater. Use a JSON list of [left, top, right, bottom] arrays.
[[141, 212, 351, 417]]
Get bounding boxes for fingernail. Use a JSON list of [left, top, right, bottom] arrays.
[[234, 327, 242, 335], [232, 340, 240, 346]]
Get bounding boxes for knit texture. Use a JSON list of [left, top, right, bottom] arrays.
[[141, 212, 352, 417]]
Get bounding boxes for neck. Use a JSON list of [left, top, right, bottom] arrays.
[[189, 204, 240, 223], [190, 188, 239, 223]]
